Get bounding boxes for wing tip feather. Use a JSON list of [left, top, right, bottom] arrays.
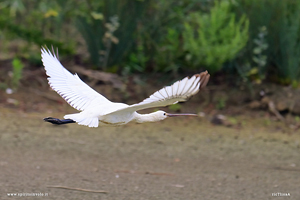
[[195, 71, 210, 90], [41, 46, 59, 60]]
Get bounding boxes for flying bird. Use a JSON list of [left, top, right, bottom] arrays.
[[41, 47, 210, 127]]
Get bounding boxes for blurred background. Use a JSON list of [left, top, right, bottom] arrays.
[[1, 1, 300, 199], [0, 0, 299, 82], [0, 0, 300, 123], [1, 0, 300, 122]]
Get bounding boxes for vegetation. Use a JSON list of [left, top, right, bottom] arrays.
[[11, 57, 24, 90], [275, 1, 300, 85], [183, 1, 249, 73], [75, 0, 149, 69], [0, 56, 25, 92], [236, 26, 268, 85], [234, 0, 300, 85], [0, 0, 300, 86]]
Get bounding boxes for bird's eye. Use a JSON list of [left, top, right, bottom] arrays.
[[163, 113, 166, 116]]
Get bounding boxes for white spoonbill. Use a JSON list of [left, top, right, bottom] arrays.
[[41, 47, 210, 127]]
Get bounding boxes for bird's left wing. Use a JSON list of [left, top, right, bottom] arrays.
[[41, 47, 111, 111], [106, 71, 210, 115]]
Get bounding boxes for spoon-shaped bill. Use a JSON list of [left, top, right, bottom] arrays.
[[166, 113, 198, 117]]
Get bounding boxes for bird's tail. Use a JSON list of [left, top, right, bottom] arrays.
[[64, 113, 99, 128]]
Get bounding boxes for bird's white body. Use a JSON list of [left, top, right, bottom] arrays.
[[41, 48, 210, 127], [65, 102, 131, 127]]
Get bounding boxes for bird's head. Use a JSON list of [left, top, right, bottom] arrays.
[[135, 110, 199, 123]]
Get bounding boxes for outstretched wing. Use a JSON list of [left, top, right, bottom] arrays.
[[107, 71, 210, 115], [41, 47, 111, 111]]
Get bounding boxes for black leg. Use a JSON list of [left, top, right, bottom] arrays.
[[44, 117, 76, 125]]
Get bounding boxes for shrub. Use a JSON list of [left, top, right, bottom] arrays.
[[11, 57, 24, 90], [235, 0, 300, 85], [0, 0, 75, 56], [76, 0, 149, 70], [125, 0, 208, 75], [236, 26, 268, 85], [274, 1, 300, 84], [183, 1, 249, 74]]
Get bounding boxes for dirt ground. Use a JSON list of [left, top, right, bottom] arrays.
[[0, 64, 300, 199], [0, 106, 299, 200]]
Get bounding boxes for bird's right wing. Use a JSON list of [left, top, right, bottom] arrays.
[[41, 47, 111, 111], [106, 71, 210, 115]]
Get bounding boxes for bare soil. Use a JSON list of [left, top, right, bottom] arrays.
[[0, 65, 300, 199], [0, 106, 299, 200]]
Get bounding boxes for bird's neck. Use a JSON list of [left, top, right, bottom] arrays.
[[134, 112, 163, 123]]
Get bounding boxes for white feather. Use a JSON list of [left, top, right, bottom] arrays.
[[186, 77, 200, 95], [42, 47, 209, 127], [41, 48, 111, 111], [176, 77, 188, 95], [181, 76, 195, 95], [107, 73, 208, 115]]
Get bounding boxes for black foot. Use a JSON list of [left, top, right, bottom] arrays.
[[44, 117, 76, 125]]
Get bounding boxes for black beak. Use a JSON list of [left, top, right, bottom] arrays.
[[166, 113, 198, 117]]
